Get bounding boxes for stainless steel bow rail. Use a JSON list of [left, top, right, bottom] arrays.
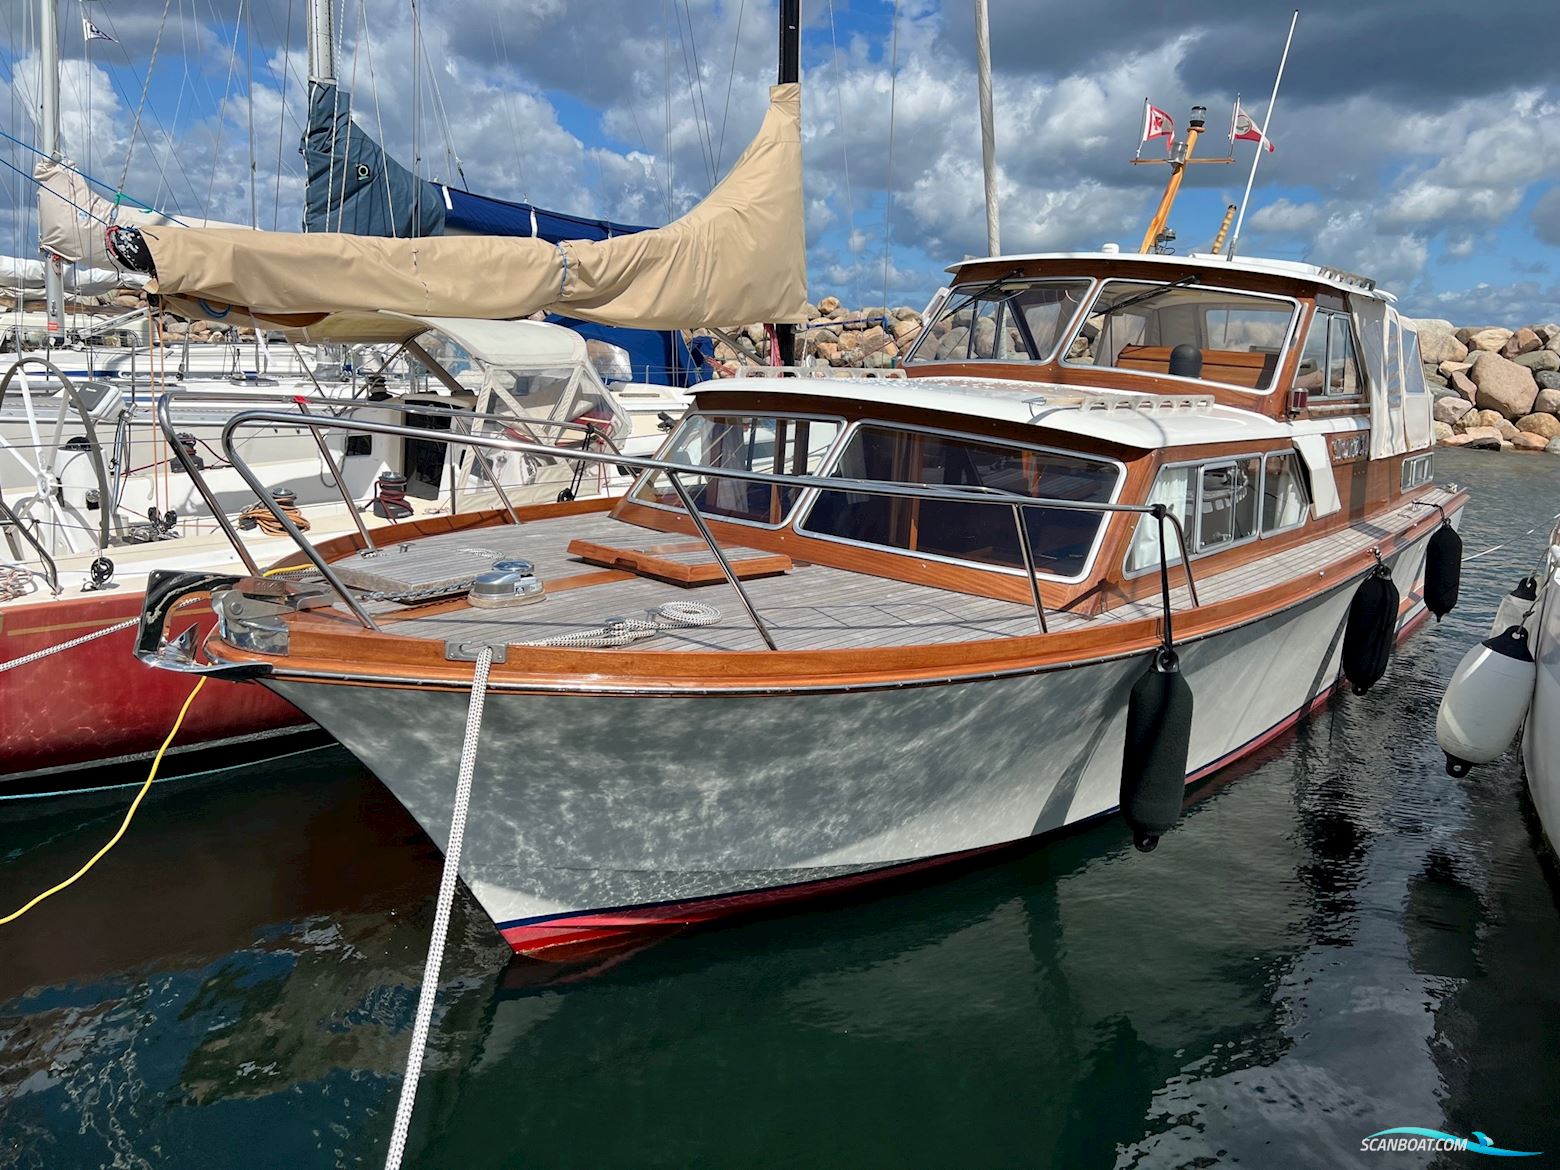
[[168, 401, 1200, 650], [152, 392, 626, 579]]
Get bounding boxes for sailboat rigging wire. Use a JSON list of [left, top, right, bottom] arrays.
[[826, 0, 859, 308], [273, 0, 294, 229], [202, 0, 247, 220], [714, 0, 746, 174], [675, 0, 715, 189], [245, 0, 257, 229], [662, 0, 674, 216], [882, 0, 902, 315], [415, 19, 465, 189], [97, 0, 200, 211]]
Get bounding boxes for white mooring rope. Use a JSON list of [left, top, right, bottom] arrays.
[[0, 616, 138, 673], [383, 645, 494, 1170], [522, 601, 722, 648]]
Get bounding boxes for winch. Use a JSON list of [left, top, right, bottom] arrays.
[[467, 558, 545, 609]]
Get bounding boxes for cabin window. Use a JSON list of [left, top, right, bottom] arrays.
[[1196, 458, 1261, 550], [1262, 452, 1309, 533], [1327, 313, 1359, 397], [800, 424, 1120, 580], [1065, 280, 1296, 391], [631, 413, 842, 526], [1126, 450, 1309, 575], [1401, 453, 1434, 491], [905, 280, 1092, 364]]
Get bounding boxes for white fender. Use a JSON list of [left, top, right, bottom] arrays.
[[1437, 626, 1537, 776], [1489, 575, 1540, 638]]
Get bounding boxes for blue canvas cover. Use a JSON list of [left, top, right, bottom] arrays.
[[301, 82, 698, 386], [303, 82, 445, 238]]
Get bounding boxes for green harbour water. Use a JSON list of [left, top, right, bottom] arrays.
[[3, 448, 1560, 1169]]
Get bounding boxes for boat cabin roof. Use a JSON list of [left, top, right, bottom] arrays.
[[944, 250, 1394, 302], [689, 376, 1308, 452]]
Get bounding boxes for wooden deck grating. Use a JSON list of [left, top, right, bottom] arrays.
[[320, 489, 1455, 653]]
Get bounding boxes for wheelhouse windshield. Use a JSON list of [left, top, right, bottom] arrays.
[[1064, 280, 1296, 391], [906, 279, 1091, 364], [630, 413, 842, 526]]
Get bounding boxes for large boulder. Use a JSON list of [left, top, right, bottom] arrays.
[[1447, 426, 1504, 450], [1537, 372, 1560, 393], [1534, 387, 1560, 414], [1416, 325, 1468, 365], [1448, 369, 1478, 401], [1517, 412, 1560, 439], [1503, 327, 1544, 357], [817, 295, 841, 314], [1433, 420, 1455, 443], [1513, 432, 1552, 452], [1463, 326, 1514, 353], [892, 305, 922, 322], [1470, 351, 1539, 418], [934, 326, 969, 359], [1434, 396, 1474, 426], [1423, 368, 1449, 389], [1514, 349, 1560, 374], [1473, 408, 1507, 429]]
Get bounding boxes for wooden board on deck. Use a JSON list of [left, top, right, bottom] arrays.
[[566, 535, 793, 586]]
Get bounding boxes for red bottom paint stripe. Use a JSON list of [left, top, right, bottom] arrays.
[[500, 594, 1435, 960]]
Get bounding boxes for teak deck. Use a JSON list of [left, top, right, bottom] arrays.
[[315, 489, 1456, 654]]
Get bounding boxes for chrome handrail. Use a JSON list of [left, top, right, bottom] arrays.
[[150, 392, 627, 575], [209, 408, 1203, 647]]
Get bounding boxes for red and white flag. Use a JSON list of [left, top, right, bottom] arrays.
[[1232, 103, 1275, 152], [1140, 100, 1176, 155]]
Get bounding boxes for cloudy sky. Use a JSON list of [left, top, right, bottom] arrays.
[[2, 0, 1557, 324]]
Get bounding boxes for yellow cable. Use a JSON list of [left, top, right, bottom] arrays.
[[1, 676, 208, 926]]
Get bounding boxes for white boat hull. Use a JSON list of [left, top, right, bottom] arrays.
[[263, 527, 1438, 957], [1523, 543, 1560, 852]]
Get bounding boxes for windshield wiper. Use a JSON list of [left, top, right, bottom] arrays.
[[938, 270, 1023, 322], [1097, 275, 1198, 321]]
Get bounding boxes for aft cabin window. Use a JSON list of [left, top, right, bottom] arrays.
[[631, 413, 843, 527], [1063, 280, 1297, 392], [799, 425, 1121, 580], [1125, 450, 1311, 574], [905, 280, 1092, 365]]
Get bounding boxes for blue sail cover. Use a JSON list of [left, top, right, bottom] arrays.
[[303, 83, 445, 238], [302, 82, 700, 385]]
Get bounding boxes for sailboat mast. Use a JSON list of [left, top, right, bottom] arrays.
[[38, 0, 64, 340], [974, 0, 999, 256], [774, 0, 800, 366], [307, 0, 335, 82]]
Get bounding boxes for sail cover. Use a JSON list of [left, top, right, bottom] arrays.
[[143, 84, 808, 332], [303, 83, 444, 238], [36, 159, 244, 271]]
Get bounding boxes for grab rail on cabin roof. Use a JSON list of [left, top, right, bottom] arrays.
[[191, 406, 1202, 646]]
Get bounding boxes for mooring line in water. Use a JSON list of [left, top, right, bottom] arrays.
[[0, 676, 207, 926], [383, 645, 494, 1170]]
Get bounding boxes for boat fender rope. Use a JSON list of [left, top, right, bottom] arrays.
[[383, 646, 493, 1170]]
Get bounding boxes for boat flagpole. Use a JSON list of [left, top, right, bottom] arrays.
[[975, 0, 999, 256], [1225, 9, 1297, 261]]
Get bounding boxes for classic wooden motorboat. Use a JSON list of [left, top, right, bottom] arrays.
[[135, 246, 1463, 958], [0, 318, 643, 789]]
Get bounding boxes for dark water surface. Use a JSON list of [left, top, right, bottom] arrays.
[[4, 449, 1560, 1170]]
